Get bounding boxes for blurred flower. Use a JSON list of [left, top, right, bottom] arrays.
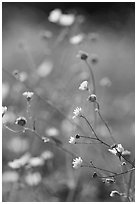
[[41, 30, 53, 39], [48, 9, 62, 23], [77, 50, 88, 60], [22, 91, 34, 101], [69, 136, 76, 144], [25, 172, 41, 186], [40, 151, 54, 160], [90, 54, 99, 64], [19, 72, 28, 82], [2, 171, 19, 183], [45, 127, 59, 137], [87, 94, 97, 102], [2, 83, 10, 101], [7, 137, 29, 153], [8, 153, 31, 169], [15, 116, 27, 127], [108, 144, 131, 158], [2, 111, 16, 123], [72, 107, 82, 119], [72, 157, 83, 169], [59, 14, 75, 26], [37, 60, 53, 78], [27, 157, 44, 167], [2, 106, 7, 117], [110, 190, 121, 197], [99, 77, 112, 87], [79, 81, 88, 91], [69, 34, 85, 45]]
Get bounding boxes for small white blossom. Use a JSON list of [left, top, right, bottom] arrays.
[[27, 157, 44, 167], [79, 81, 88, 91], [59, 14, 75, 26], [2, 106, 7, 117], [25, 172, 41, 186], [22, 91, 34, 101], [8, 153, 31, 169], [48, 9, 62, 23], [72, 157, 83, 169], [69, 34, 84, 45], [40, 151, 54, 160], [42, 136, 50, 143], [108, 144, 130, 158], [69, 136, 76, 144], [72, 107, 82, 119]]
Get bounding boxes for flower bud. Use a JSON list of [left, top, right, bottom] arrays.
[[15, 117, 27, 127], [87, 94, 97, 102]]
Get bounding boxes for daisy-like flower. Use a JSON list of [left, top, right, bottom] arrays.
[[2, 106, 7, 117], [72, 107, 82, 119], [15, 116, 27, 127], [69, 136, 76, 144], [79, 81, 88, 91], [108, 144, 131, 158], [22, 91, 34, 101], [72, 157, 83, 169]]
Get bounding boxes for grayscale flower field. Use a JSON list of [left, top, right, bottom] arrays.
[[2, 2, 135, 202]]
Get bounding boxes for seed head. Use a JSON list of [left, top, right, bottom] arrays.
[[77, 50, 88, 60], [15, 117, 27, 127], [88, 94, 97, 102]]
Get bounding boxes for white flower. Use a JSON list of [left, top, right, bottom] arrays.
[[108, 144, 130, 157], [69, 136, 76, 144], [42, 136, 50, 143], [22, 91, 34, 101], [27, 157, 44, 167], [59, 14, 75, 26], [69, 34, 84, 45], [72, 107, 82, 119], [48, 9, 62, 23], [79, 81, 88, 91], [8, 153, 31, 169], [2, 106, 7, 117], [72, 157, 83, 169], [25, 172, 41, 186], [40, 151, 54, 160]]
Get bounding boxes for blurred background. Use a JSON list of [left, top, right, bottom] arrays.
[[2, 2, 135, 202]]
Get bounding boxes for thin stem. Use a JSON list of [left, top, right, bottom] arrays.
[[95, 101, 116, 143], [81, 164, 116, 175], [78, 135, 98, 140], [3, 124, 23, 134], [97, 168, 135, 178], [85, 59, 97, 128], [80, 115, 110, 148]]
